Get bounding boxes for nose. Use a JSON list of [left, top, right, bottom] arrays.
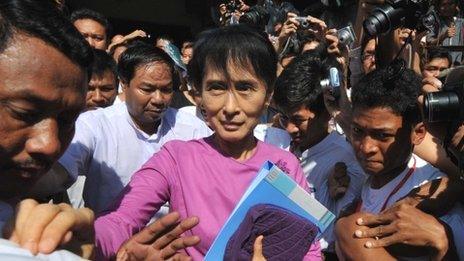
[[25, 119, 62, 161], [92, 89, 104, 104], [432, 70, 440, 78], [223, 91, 240, 117], [285, 122, 299, 135], [359, 136, 379, 156], [86, 37, 96, 49], [150, 90, 164, 106]]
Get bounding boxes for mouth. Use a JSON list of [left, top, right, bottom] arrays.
[[220, 121, 244, 131]]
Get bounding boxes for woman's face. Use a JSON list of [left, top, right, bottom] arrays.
[[201, 60, 271, 143]]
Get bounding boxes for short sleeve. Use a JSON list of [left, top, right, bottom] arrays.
[[58, 115, 96, 181]]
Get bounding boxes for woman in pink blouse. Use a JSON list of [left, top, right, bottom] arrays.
[[95, 25, 322, 260]]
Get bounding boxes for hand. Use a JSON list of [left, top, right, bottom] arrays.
[[116, 212, 200, 261], [422, 77, 442, 93], [3, 199, 94, 258], [303, 16, 328, 41], [354, 203, 449, 260], [277, 13, 298, 45], [398, 28, 415, 46], [328, 162, 350, 200], [252, 235, 267, 261], [446, 26, 456, 38], [219, 4, 227, 15], [125, 30, 147, 40]]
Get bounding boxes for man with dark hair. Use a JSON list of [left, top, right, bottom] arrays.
[[0, 0, 94, 257], [61, 42, 211, 214], [335, 67, 464, 260], [421, 49, 452, 79], [273, 50, 366, 256], [86, 49, 118, 109], [70, 8, 111, 50]]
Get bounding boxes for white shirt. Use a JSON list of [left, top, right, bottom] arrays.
[[300, 131, 366, 251], [60, 103, 212, 213], [361, 154, 464, 260]]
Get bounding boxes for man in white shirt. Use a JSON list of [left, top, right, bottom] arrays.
[[273, 50, 366, 254], [336, 67, 464, 260], [61, 42, 211, 213]]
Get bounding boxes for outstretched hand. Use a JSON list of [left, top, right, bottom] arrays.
[[116, 212, 200, 261]]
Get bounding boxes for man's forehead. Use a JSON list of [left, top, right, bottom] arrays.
[[352, 106, 403, 128]]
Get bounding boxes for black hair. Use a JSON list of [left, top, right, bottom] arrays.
[[91, 49, 118, 86], [274, 48, 335, 114], [421, 48, 452, 70], [0, 0, 93, 76], [70, 8, 112, 38], [188, 25, 277, 93], [118, 41, 177, 86], [352, 66, 422, 126]]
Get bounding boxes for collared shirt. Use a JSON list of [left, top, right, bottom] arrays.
[[361, 154, 464, 260], [299, 131, 366, 252], [60, 103, 212, 213]]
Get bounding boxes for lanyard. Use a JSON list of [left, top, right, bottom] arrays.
[[357, 157, 417, 213]]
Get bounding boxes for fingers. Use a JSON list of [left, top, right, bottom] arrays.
[[252, 235, 266, 261], [133, 212, 181, 244], [152, 216, 199, 250], [11, 199, 39, 243], [159, 235, 200, 259], [20, 203, 61, 254], [356, 212, 394, 226], [364, 234, 401, 248], [355, 224, 395, 239], [38, 206, 94, 254]]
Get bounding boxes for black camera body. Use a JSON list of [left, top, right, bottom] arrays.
[[363, 0, 438, 37]]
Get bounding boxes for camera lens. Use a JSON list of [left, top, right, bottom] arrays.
[[363, 4, 406, 36], [424, 92, 461, 122]]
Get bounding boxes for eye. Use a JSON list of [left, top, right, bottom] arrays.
[[206, 82, 227, 94], [352, 126, 363, 137], [160, 87, 174, 94], [373, 132, 393, 141], [235, 82, 254, 93], [5, 103, 41, 124]]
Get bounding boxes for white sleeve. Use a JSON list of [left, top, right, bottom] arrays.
[[58, 115, 97, 182]]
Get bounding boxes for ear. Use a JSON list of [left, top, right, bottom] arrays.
[[264, 90, 274, 109], [411, 122, 427, 146]]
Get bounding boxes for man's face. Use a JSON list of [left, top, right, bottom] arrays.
[[86, 70, 118, 110], [124, 62, 173, 133], [280, 105, 327, 151], [351, 107, 419, 177], [422, 57, 450, 78], [439, 0, 458, 17], [0, 35, 87, 199], [181, 47, 193, 65], [362, 39, 376, 74], [73, 18, 107, 50]]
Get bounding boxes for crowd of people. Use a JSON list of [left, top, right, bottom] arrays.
[[0, 0, 464, 260]]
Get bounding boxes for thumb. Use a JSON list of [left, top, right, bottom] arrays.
[[252, 235, 266, 261]]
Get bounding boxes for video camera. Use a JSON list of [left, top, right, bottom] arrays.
[[363, 0, 439, 37]]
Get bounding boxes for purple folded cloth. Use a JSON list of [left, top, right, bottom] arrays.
[[224, 204, 318, 261]]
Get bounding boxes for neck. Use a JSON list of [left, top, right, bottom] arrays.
[[213, 133, 258, 161], [299, 125, 330, 152], [134, 118, 161, 136], [371, 160, 411, 189]]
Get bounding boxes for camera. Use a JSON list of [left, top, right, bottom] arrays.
[[423, 67, 464, 123], [363, 0, 439, 37], [295, 16, 310, 30], [337, 24, 356, 46], [320, 67, 341, 98], [239, 5, 270, 31]]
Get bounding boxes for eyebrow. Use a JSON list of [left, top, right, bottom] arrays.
[[352, 122, 395, 132]]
